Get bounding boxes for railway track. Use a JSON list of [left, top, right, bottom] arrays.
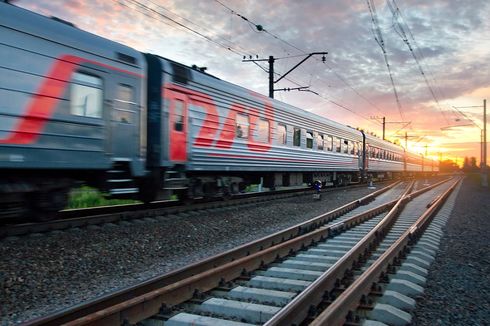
[[0, 180, 394, 239], [17, 177, 456, 326]]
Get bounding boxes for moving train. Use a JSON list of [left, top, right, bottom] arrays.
[[0, 2, 437, 220]]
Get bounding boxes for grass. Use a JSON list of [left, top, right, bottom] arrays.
[[67, 185, 140, 209]]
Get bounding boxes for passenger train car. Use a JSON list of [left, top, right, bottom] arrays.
[[0, 2, 437, 220]]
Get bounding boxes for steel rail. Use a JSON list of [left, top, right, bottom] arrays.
[[61, 200, 398, 325], [309, 177, 461, 325], [264, 176, 453, 326], [21, 181, 401, 325]]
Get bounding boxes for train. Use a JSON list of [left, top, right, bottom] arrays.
[[0, 2, 437, 221]]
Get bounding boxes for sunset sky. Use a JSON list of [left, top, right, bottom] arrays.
[[16, 0, 490, 165]]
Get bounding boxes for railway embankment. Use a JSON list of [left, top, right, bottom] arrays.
[[412, 175, 490, 325], [0, 185, 378, 324]]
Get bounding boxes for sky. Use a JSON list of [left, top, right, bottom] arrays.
[[15, 0, 490, 165]]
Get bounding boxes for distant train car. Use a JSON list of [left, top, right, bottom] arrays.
[[363, 133, 405, 180], [0, 2, 431, 221]]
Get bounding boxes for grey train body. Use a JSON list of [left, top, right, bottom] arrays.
[[0, 2, 437, 220]]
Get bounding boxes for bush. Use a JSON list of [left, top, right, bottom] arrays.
[[67, 186, 139, 209]]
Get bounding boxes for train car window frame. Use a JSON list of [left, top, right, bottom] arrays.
[[277, 124, 287, 145], [335, 137, 341, 153], [173, 99, 185, 132], [348, 141, 354, 155], [317, 133, 324, 151], [343, 139, 349, 154], [235, 113, 249, 139], [113, 84, 135, 124], [326, 135, 333, 151], [70, 71, 103, 118], [293, 127, 301, 147], [306, 131, 313, 149], [257, 118, 269, 143]]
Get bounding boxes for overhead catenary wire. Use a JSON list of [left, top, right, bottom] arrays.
[[387, 0, 450, 125], [120, 0, 255, 59], [214, 0, 388, 118], [119, 0, 277, 76], [387, 1, 481, 126], [366, 0, 404, 121]]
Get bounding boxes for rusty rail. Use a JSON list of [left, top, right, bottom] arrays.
[[264, 176, 453, 326], [309, 177, 461, 325], [61, 183, 406, 325], [22, 181, 401, 325]]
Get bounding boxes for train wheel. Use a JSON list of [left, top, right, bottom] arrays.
[[30, 188, 69, 222]]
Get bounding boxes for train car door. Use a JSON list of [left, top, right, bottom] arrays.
[[168, 92, 188, 162], [109, 76, 140, 159]]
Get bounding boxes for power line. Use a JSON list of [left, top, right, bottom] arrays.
[[214, 0, 387, 116], [120, 0, 248, 57], [366, 0, 404, 120], [387, 0, 450, 125], [119, 0, 276, 76]]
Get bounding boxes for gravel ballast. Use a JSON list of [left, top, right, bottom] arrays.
[[1, 185, 379, 325], [412, 176, 490, 325]]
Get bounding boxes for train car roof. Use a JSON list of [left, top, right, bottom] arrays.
[[1, 2, 144, 68], [364, 133, 405, 153]]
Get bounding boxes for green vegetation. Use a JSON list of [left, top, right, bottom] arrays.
[[67, 185, 140, 209], [245, 184, 259, 192]]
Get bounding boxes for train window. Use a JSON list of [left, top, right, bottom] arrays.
[[257, 119, 269, 143], [293, 128, 301, 147], [335, 137, 341, 152], [236, 113, 249, 139], [306, 131, 313, 149], [317, 134, 324, 150], [70, 72, 102, 118], [348, 141, 354, 154], [343, 140, 349, 154], [174, 100, 184, 131], [277, 124, 287, 144], [326, 135, 333, 151], [113, 84, 135, 124]]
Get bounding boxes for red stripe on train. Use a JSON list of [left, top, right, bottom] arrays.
[[0, 54, 142, 145]]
